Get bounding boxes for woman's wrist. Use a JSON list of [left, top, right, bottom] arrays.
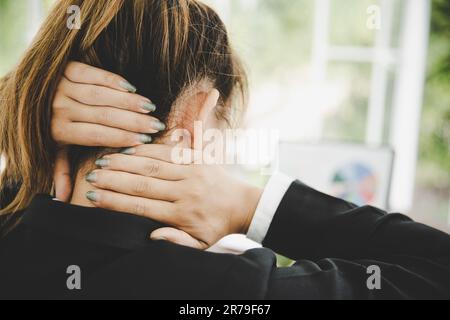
[[235, 183, 263, 235]]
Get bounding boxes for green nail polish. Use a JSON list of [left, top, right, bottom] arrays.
[[153, 121, 166, 131], [95, 158, 110, 167], [121, 147, 136, 155], [86, 191, 98, 202], [85, 172, 97, 183], [141, 101, 156, 112], [139, 134, 153, 144], [119, 81, 137, 93]]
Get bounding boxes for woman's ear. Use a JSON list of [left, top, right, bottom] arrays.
[[198, 89, 220, 124], [162, 88, 220, 148], [180, 89, 220, 139]]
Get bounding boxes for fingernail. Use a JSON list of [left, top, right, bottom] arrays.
[[152, 121, 166, 131], [85, 172, 97, 183], [139, 134, 153, 144], [95, 158, 110, 168], [86, 191, 98, 202], [140, 100, 156, 113], [119, 81, 137, 93], [121, 147, 136, 155], [151, 236, 167, 241]]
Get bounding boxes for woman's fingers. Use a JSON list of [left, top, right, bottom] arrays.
[[58, 77, 155, 114], [64, 61, 136, 93], [150, 228, 208, 250], [60, 96, 165, 134], [86, 169, 182, 201], [54, 122, 153, 147], [123, 144, 197, 165], [95, 154, 189, 181], [87, 189, 175, 224]]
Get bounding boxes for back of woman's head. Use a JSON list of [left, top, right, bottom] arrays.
[[76, 0, 245, 121], [0, 0, 246, 217]]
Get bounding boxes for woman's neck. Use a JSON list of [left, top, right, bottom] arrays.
[[70, 167, 97, 208]]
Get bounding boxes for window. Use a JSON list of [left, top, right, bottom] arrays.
[[206, 0, 431, 213]]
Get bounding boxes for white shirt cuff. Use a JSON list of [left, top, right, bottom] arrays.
[[246, 173, 294, 244]]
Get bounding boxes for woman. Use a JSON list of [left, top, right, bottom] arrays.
[[1, 0, 450, 300]]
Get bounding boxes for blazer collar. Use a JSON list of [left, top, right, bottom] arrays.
[[21, 194, 165, 250]]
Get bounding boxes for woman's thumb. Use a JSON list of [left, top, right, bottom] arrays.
[[53, 148, 72, 202], [150, 228, 208, 250]]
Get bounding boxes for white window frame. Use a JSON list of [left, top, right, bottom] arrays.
[[27, 0, 45, 43], [211, 0, 430, 212], [311, 0, 432, 212]]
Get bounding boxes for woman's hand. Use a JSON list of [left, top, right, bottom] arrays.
[[52, 62, 166, 201], [84, 144, 263, 249]]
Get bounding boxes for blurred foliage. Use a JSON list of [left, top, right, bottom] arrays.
[[323, 62, 371, 142], [430, 0, 450, 79], [329, 0, 378, 46], [0, 0, 54, 75], [419, 0, 450, 190], [0, 0, 28, 75], [228, 0, 314, 85]]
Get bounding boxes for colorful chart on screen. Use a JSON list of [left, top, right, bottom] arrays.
[[330, 162, 378, 206]]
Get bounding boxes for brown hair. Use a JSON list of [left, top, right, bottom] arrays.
[[0, 0, 247, 223]]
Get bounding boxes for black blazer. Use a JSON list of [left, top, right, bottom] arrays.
[[1, 181, 449, 300]]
